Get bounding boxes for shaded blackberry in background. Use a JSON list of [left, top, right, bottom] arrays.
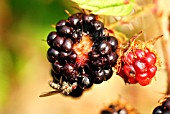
[[152, 106, 163, 114], [44, 12, 119, 97], [100, 97, 138, 114], [152, 95, 170, 114], [162, 98, 170, 111]]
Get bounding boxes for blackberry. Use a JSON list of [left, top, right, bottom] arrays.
[[162, 98, 170, 111], [117, 41, 159, 86], [100, 98, 138, 114], [152, 106, 163, 114], [152, 96, 170, 114], [45, 12, 119, 97]]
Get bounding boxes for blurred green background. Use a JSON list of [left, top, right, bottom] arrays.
[[0, 0, 73, 112], [0, 0, 168, 114]]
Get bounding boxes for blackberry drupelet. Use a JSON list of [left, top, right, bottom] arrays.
[[46, 12, 118, 97]]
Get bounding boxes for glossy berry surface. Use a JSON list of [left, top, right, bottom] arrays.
[[117, 46, 158, 86], [162, 98, 170, 110], [152, 96, 170, 114], [152, 106, 163, 114], [46, 12, 119, 97]]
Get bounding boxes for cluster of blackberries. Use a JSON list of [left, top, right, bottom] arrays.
[[46, 13, 118, 97], [153, 97, 170, 114]]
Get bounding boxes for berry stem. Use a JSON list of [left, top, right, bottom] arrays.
[[160, 13, 170, 95]]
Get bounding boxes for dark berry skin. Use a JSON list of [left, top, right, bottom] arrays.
[[72, 31, 79, 40], [52, 61, 63, 73], [50, 70, 61, 82], [60, 51, 70, 59], [62, 38, 73, 52], [47, 48, 60, 63], [47, 32, 57, 47], [93, 70, 104, 84], [58, 26, 73, 36], [83, 14, 96, 33], [67, 51, 77, 63], [92, 29, 109, 42], [152, 106, 164, 114], [63, 64, 74, 76], [107, 36, 118, 51], [69, 86, 84, 98], [56, 20, 67, 31], [162, 98, 170, 110], [78, 76, 93, 89], [104, 68, 113, 81], [53, 36, 65, 49], [107, 52, 118, 67], [101, 110, 111, 114], [88, 51, 100, 59], [72, 31, 83, 42], [68, 15, 80, 27], [92, 20, 104, 31], [83, 14, 96, 23], [163, 111, 170, 114], [91, 57, 107, 67], [99, 41, 112, 55]]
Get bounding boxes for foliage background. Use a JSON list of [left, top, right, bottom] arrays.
[[0, 0, 168, 114]]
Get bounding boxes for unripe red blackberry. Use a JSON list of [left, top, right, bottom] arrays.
[[44, 12, 119, 97], [116, 35, 161, 86]]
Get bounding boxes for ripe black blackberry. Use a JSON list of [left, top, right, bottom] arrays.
[[152, 96, 170, 114], [44, 12, 118, 97]]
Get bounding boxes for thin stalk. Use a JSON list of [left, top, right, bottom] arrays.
[[160, 14, 170, 95]]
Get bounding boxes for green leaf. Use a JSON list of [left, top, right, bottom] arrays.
[[72, 0, 135, 16]]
